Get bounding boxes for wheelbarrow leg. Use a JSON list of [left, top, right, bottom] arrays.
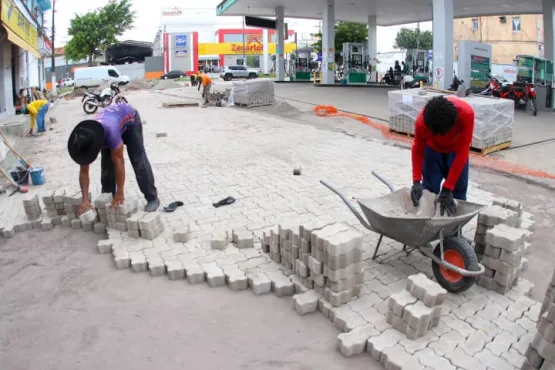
[[372, 235, 384, 260]]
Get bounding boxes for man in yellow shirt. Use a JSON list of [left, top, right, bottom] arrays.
[[197, 72, 212, 104], [22, 99, 49, 136]]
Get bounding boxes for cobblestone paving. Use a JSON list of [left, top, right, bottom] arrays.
[[0, 90, 541, 369]]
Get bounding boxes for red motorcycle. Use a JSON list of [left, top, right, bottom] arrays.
[[482, 75, 537, 116]]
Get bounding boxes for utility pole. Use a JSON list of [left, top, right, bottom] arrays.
[[242, 17, 246, 66], [50, 0, 56, 95]]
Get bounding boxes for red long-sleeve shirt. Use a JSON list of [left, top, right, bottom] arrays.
[[411, 97, 475, 190]]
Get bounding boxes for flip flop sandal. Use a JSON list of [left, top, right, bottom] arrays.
[[163, 201, 184, 212], [212, 196, 236, 208]]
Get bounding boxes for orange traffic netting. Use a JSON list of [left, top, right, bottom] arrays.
[[313, 105, 370, 125]]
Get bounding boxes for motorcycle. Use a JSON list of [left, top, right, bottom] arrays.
[[483, 75, 537, 116], [82, 82, 127, 114], [448, 74, 464, 91]]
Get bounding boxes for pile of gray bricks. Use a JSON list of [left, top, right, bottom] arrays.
[[126, 211, 165, 240], [474, 204, 520, 260], [232, 79, 275, 107], [385, 273, 446, 340], [540, 268, 555, 324], [94, 193, 113, 225], [105, 197, 138, 232], [263, 222, 364, 308], [43, 189, 67, 218], [477, 223, 528, 294], [522, 305, 555, 369], [23, 194, 42, 220]]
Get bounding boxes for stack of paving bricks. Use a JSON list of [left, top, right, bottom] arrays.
[[475, 200, 532, 295], [23, 194, 42, 221], [522, 273, 555, 370], [384, 273, 446, 341], [232, 79, 275, 107], [43, 189, 67, 218], [105, 197, 138, 232], [126, 210, 164, 240]]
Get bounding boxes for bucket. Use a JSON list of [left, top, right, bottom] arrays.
[[30, 167, 45, 186], [11, 168, 30, 185]]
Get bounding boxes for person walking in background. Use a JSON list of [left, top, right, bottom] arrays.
[[22, 99, 49, 136]]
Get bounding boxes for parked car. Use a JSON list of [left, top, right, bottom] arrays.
[[74, 66, 130, 89], [220, 66, 259, 81], [58, 77, 74, 87], [161, 70, 186, 80]]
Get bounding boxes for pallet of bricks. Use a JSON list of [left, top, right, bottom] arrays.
[[521, 268, 555, 370], [474, 198, 533, 294], [387, 89, 514, 153], [262, 221, 364, 311], [232, 79, 275, 108]]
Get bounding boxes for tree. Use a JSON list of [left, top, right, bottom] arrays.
[[312, 22, 368, 62], [394, 28, 433, 50], [65, 0, 135, 66]]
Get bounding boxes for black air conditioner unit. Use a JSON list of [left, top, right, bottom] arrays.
[[499, 16, 506, 23]]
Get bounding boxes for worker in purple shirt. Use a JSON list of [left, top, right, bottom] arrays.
[[67, 102, 160, 213]]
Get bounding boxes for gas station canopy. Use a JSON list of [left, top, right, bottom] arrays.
[[216, 0, 544, 27]]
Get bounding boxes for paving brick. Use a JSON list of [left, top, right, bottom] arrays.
[[539, 312, 555, 343], [324, 248, 363, 270], [348, 292, 382, 313], [525, 346, 544, 369], [308, 255, 322, 275], [324, 262, 363, 282], [97, 239, 113, 254], [428, 330, 465, 357], [226, 271, 248, 291], [444, 348, 488, 370], [324, 285, 362, 307], [532, 331, 555, 363], [93, 222, 107, 234], [148, 259, 166, 276], [478, 205, 518, 227], [459, 329, 491, 356], [295, 259, 309, 277], [503, 347, 526, 369], [131, 256, 148, 272], [327, 272, 363, 292], [405, 273, 447, 307], [484, 245, 502, 259], [414, 348, 456, 370], [184, 264, 205, 284], [114, 254, 130, 269], [386, 311, 408, 333], [293, 290, 320, 315], [485, 224, 526, 252], [402, 301, 434, 332], [70, 219, 82, 229], [337, 323, 379, 357], [323, 229, 363, 257], [334, 309, 366, 333], [235, 230, 254, 249], [166, 262, 185, 280], [318, 297, 333, 319], [210, 230, 229, 250], [388, 289, 418, 318], [485, 331, 518, 356], [272, 275, 295, 297], [366, 328, 406, 362], [381, 346, 424, 370]]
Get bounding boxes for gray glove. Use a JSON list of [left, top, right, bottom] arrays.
[[411, 181, 423, 206]]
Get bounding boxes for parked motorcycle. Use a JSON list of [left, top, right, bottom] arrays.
[[82, 82, 127, 114], [448, 74, 464, 91], [483, 75, 537, 116]]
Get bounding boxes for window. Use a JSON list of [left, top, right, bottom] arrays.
[[512, 17, 521, 32], [472, 18, 479, 31], [108, 69, 119, 77], [223, 34, 244, 43]]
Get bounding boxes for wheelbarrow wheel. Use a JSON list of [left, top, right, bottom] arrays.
[[431, 237, 479, 293]]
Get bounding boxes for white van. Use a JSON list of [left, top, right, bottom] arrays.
[[74, 66, 130, 88]]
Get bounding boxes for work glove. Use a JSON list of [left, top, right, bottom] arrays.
[[436, 187, 457, 216], [410, 181, 423, 206]]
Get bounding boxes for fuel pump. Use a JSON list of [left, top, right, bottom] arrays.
[[342, 43, 368, 85], [295, 47, 312, 81]]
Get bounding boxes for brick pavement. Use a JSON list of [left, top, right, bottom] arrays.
[[0, 90, 543, 369]]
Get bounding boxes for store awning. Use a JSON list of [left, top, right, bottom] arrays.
[[3, 26, 41, 58]]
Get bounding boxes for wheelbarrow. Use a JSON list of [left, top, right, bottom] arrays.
[[321, 172, 487, 293]]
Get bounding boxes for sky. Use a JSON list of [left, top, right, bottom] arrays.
[[45, 0, 432, 53]]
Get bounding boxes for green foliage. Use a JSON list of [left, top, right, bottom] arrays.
[[312, 22, 368, 62], [65, 0, 135, 66], [394, 28, 433, 50]]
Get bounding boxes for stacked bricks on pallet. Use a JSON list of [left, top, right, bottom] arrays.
[[522, 296, 555, 369], [477, 223, 528, 294], [232, 79, 275, 107], [384, 273, 446, 341], [105, 197, 138, 232], [22, 195, 42, 221]]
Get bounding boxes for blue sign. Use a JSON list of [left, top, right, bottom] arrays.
[[175, 35, 188, 48], [317, 52, 322, 62], [428, 50, 433, 61]]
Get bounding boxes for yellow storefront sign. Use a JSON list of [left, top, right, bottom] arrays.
[[1, 0, 39, 57], [198, 42, 296, 55]]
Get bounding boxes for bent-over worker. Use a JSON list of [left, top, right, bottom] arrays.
[[67, 102, 160, 213], [410, 96, 475, 216], [22, 99, 49, 136], [197, 72, 213, 104]]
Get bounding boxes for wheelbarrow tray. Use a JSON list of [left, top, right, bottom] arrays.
[[357, 188, 486, 246]]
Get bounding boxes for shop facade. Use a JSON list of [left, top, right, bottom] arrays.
[[0, 0, 50, 118]]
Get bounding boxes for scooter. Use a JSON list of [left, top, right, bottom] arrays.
[[448, 74, 464, 91], [82, 82, 127, 114], [483, 75, 537, 116]]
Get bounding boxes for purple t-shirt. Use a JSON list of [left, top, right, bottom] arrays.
[[95, 103, 136, 149]]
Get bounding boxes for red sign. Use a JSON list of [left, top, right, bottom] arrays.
[[43, 35, 52, 51], [161, 7, 183, 16], [504, 68, 517, 74]]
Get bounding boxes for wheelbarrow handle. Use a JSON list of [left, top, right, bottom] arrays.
[[320, 180, 375, 232], [371, 171, 396, 193]]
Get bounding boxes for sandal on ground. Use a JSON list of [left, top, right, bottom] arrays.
[[163, 201, 184, 212], [212, 196, 236, 208]]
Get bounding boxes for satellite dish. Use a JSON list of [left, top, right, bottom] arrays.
[[311, 52, 318, 61]]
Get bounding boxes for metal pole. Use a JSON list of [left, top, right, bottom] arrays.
[[50, 0, 56, 95], [242, 17, 246, 65]]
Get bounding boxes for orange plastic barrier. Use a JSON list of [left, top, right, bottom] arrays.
[[313, 105, 370, 124]]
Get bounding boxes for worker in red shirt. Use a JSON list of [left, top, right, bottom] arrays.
[[410, 96, 475, 216]]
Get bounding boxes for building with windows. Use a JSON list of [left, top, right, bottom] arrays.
[[0, 0, 51, 119], [454, 14, 545, 64]]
